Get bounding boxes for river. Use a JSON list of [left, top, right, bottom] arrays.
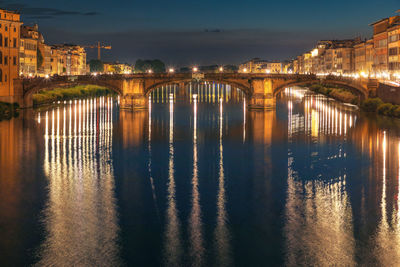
[[1, 84, 400, 266]]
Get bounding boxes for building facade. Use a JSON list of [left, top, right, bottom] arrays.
[[50, 44, 86, 76], [0, 9, 21, 103], [19, 24, 39, 76]]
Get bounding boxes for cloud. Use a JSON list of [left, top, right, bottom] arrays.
[[3, 3, 99, 19]]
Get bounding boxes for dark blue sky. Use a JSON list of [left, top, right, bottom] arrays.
[[2, 0, 399, 66]]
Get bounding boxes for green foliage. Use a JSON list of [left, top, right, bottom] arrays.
[[32, 85, 116, 106], [309, 83, 358, 104], [393, 106, 400, 117], [361, 98, 384, 112], [89, 60, 104, 73], [135, 59, 166, 73], [225, 65, 239, 72], [377, 103, 395, 116], [329, 89, 358, 105], [360, 98, 400, 118]]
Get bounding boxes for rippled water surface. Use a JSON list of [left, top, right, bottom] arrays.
[[1, 84, 400, 266]]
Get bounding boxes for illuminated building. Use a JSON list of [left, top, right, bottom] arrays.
[[0, 9, 21, 104], [50, 44, 87, 76], [19, 24, 39, 76], [103, 62, 133, 74], [370, 15, 400, 75], [388, 22, 400, 77]]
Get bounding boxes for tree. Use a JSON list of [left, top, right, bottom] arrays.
[[134, 59, 165, 73], [89, 59, 104, 73]]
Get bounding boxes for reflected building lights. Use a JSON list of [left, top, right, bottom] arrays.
[[189, 96, 204, 266], [37, 98, 121, 266], [243, 98, 246, 143], [214, 97, 231, 267], [164, 95, 183, 266]]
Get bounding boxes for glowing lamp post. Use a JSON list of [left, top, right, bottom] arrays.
[[193, 67, 198, 72]]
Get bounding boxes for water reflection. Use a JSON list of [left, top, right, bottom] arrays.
[[370, 132, 400, 266], [36, 98, 121, 266], [214, 98, 231, 266], [284, 88, 357, 266], [188, 95, 205, 266], [163, 94, 183, 266], [282, 87, 400, 266], [6, 84, 400, 266]]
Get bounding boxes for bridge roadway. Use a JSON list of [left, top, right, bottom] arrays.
[[9, 73, 378, 109]]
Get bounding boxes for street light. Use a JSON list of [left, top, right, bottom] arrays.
[[219, 66, 224, 72], [193, 67, 198, 72], [147, 69, 153, 74], [243, 68, 248, 73], [169, 68, 175, 73]]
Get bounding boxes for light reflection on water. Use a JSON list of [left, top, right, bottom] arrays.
[[3, 84, 400, 266], [36, 98, 121, 266], [188, 95, 205, 267]]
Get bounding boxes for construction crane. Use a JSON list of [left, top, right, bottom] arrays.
[[83, 42, 112, 60]]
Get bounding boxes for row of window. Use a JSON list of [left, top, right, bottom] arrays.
[[389, 62, 400, 70], [0, 53, 17, 65], [376, 39, 388, 48], [389, 47, 399, 56], [0, 35, 17, 48], [0, 23, 17, 32]]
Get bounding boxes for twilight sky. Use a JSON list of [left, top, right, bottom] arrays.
[[2, 0, 399, 66]]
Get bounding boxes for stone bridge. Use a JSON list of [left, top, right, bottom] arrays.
[[11, 73, 379, 109]]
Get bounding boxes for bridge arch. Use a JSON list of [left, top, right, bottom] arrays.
[[272, 79, 369, 100], [143, 78, 252, 97], [21, 78, 124, 107]]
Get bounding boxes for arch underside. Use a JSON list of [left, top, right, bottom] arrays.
[[144, 79, 252, 97], [273, 80, 368, 99]]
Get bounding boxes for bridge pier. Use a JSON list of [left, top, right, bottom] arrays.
[[120, 79, 148, 109], [248, 79, 276, 110], [120, 94, 148, 109]]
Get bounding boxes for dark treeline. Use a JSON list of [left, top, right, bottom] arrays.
[[134, 59, 165, 73]]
